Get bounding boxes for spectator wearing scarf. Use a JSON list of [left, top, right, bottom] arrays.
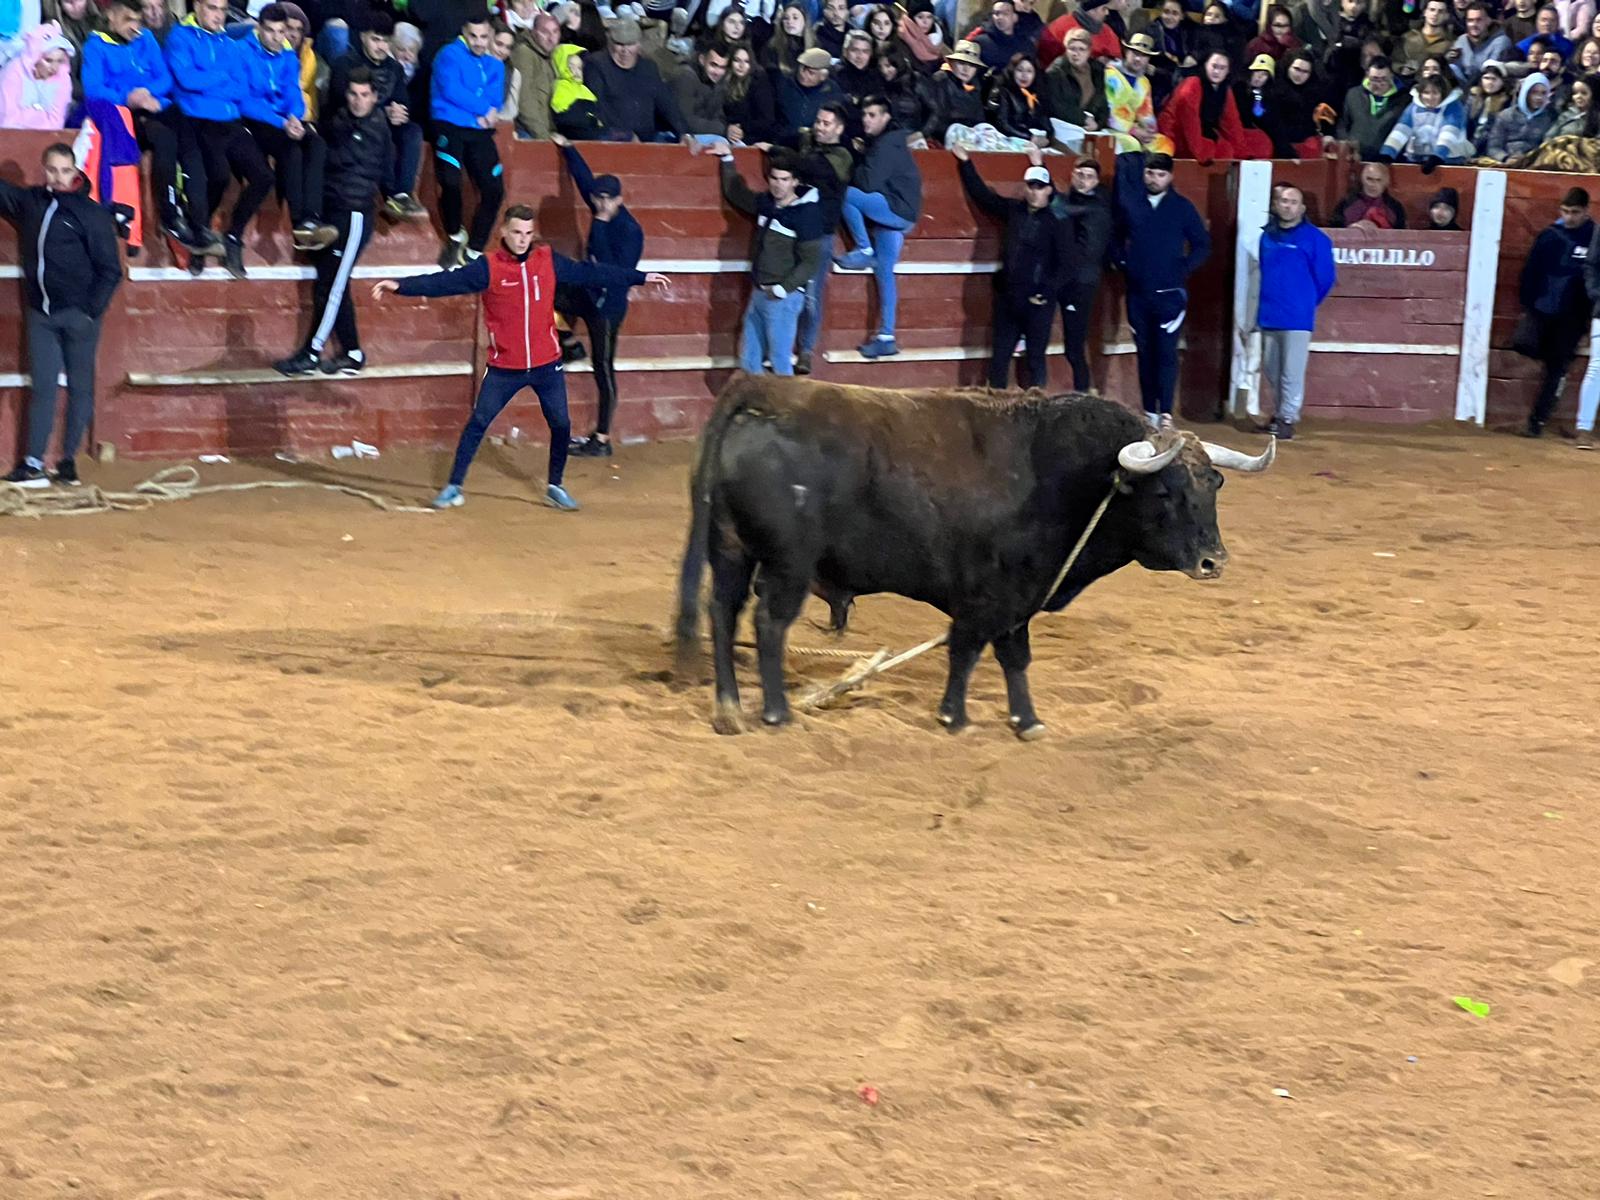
[[1158, 49, 1250, 162], [898, 0, 946, 72]]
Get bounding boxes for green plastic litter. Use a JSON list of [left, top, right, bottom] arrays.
[[1453, 996, 1490, 1019]]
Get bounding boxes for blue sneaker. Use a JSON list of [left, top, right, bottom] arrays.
[[859, 337, 899, 360], [545, 483, 580, 512], [431, 484, 465, 509], [834, 248, 875, 271]]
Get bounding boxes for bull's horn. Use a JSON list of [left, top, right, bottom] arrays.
[[1117, 439, 1183, 475], [1199, 438, 1276, 472]]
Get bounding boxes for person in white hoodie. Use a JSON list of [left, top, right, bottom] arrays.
[[1484, 69, 1555, 160], [1380, 72, 1470, 167]]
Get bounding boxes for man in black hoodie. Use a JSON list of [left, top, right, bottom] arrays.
[[1049, 151, 1112, 391], [1, 144, 122, 489], [953, 142, 1070, 389], [274, 69, 393, 378], [1519, 187, 1595, 437]]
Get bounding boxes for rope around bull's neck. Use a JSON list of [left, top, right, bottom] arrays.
[[796, 472, 1125, 712]]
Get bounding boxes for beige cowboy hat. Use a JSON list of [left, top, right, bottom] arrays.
[[946, 39, 986, 68], [1122, 30, 1157, 55]]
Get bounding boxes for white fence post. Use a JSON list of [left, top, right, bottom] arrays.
[[1230, 160, 1273, 417], [1456, 169, 1507, 425]]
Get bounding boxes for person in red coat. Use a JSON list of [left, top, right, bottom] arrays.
[[1039, 0, 1124, 68], [1245, 4, 1304, 63], [1158, 50, 1251, 162]]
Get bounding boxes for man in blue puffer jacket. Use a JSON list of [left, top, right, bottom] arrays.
[[1254, 182, 1336, 442], [165, 0, 273, 277], [430, 12, 505, 268], [82, 0, 217, 256], [240, 4, 337, 252]]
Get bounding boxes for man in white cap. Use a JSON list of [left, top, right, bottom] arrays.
[[952, 141, 1070, 389]]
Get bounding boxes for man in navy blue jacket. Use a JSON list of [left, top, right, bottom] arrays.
[[1519, 187, 1595, 438], [1111, 150, 1210, 429], [430, 13, 506, 268], [550, 135, 645, 458]]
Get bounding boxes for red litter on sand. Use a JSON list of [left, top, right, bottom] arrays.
[[857, 1085, 880, 1106]]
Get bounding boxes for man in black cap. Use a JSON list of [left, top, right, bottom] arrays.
[[952, 141, 1070, 389], [1110, 148, 1210, 429], [1518, 186, 1594, 438], [550, 134, 644, 457]]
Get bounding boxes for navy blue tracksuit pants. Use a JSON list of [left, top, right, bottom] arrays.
[[1126, 287, 1186, 416], [448, 361, 570, 489]]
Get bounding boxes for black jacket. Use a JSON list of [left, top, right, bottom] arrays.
[[0, 182, 121, 318], [986, 80, 1047, 140], [323, 106, 392, 211], [724, 68, 780, 144], [1051, 184, 1113, 292], [1042, 57, 1108, 131], [923, 69, 987, 141], [329, 48, 408, 112], [883, 73, 931, 134], [853, 127, 922, 223], [956, 158, 1069, 303], [1524, 219, 1594, 320], [587, 54, 687, 142], [797, 135, 854, 233]]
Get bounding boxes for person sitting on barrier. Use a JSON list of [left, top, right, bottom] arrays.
[[1483, 69, 1554, 160], [1381, 72, 1470, 167], [1333, 54, 1407, 160], [372, 205, 669, 511], [835, 95, 922, 360], [1517, 187, 1593, 438], [240, 5, 336, 253], [0, 143, 122, 490], [1428, 185, 1462, 229], [329, 13, 429, 221], [430, 12, 507, 269], [1331, 160, 1406, 228], [82, 0, 216, 255]]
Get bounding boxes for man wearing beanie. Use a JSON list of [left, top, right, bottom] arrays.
[[951, 142, 1070, 389], [1518, 187, 1594, 437], [1428, 186, 1462, 230], [1111, 148, 1209, 430]]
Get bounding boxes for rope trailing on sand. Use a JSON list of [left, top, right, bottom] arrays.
[[0, 465, 436, 518], [795, 477, 1122, 713]]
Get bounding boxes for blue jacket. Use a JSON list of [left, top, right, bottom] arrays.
[[430, 37, 503, 128], [1521, 219, 1594, 319], [1111, 152, 1211, 296], [560, 143, 644, 321], [238, 29, 305, 126], [165, 17, 244, 121], [1256, 218, 1336, 331], [82, 28, 174, 109]]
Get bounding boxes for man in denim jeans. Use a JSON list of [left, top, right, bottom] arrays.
[[716, 145, 824, 374], [834, 97, 922, 359]]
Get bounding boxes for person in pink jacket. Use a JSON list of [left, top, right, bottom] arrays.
[[0, 22, 74, 130]]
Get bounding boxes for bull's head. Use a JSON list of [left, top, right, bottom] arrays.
[[1115, 429, 1275, 580]]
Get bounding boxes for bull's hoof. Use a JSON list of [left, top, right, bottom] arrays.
[[1014, 721, 1049, 742], [761, 706, 791, 728], [712, 698, 746, 736], [937, 711, 970, 735]]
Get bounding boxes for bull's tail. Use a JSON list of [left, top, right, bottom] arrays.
[[672, 380, 749, 677]]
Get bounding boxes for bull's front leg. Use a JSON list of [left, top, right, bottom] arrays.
[[992, 623, 1045, 741], [936, 624, 986, 733]]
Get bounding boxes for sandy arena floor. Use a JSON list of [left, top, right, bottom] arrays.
[[1, 424, 1598, 1199]]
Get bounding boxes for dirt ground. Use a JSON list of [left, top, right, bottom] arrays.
[[1, 422, 1598, 1200]]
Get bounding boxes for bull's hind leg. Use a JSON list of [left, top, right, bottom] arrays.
[[936, 624, 987, 733], [993, 624, 1045, 741], [709, 546, 756, 735], [753, 570, 809, 727]]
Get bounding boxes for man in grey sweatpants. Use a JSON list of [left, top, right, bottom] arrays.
[[1255, 183, 1336, 441], [1, 143, 123, 488]]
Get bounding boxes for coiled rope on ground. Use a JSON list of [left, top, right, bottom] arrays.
[[0, 465, 436, 518]]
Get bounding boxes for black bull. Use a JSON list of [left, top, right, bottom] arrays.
[[673, 377, 1274, 736]]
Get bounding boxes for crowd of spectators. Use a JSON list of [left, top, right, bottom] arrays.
[[4, 0, 1600, 277]]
